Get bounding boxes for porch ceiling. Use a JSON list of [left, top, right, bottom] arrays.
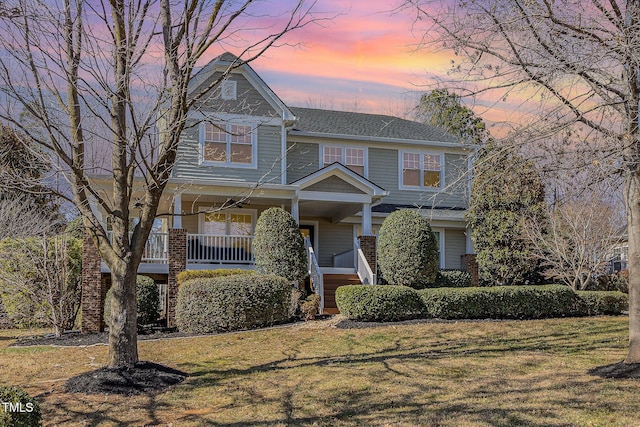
[[298, 200, 362, 222]]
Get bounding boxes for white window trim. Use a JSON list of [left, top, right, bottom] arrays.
[[199, 121, 258, 169], [319, 144, 368, 178], [398, 150, 444, 191], [198, 208, 257, 235]]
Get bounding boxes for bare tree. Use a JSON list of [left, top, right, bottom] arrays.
[[523, 196, 624, 290], [403, 0, 640, 364], [0, 233, 82, 336], [0, 0, 323, 368]]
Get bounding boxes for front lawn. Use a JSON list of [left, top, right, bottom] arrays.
[[0, 316, 637, 426]]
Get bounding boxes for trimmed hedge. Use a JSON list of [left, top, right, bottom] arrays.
[[418, 285, 582, 320], [176, 274, 291, 333], [576, 291, 628, 315], [104, 275, 159, 330], [176, 269, 254, 286], [431, 270, 472, 288], [335, 285, 424, 322], [0, 385, 41, 427]]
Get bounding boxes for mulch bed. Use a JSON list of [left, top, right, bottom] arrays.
[[10, 328, 197, 347], [588, 362, 640, 379], [64, 361, 187, 395]]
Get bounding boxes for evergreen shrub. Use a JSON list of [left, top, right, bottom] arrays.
[[418, 285, 582, 319], [175, 274, 290, 333], [377, 209, 439, 288], [252, 208, 307, 283], [0, 385, 41, 427], [576, 291, 628, 315], [336, 285, 424, 322], [176, 269, 254, 286]]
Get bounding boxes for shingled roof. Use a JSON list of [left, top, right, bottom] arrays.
[[290, 107, 459, 143]]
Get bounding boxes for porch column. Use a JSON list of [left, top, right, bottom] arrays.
[[81, 230, 104, 333], [465, 226, 474, 253], [173, 193, 182, 229], [167, 228, 187, 328], [291, 195, 299, 223], [362, 203, 372, 236]]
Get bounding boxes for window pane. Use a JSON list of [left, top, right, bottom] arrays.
[[205, 123, 225, 142], [346, 148, 364, 166], [230, 124, 252, 143], [424, 154, 441, 171], [203, 212, 226, 235], [423, 170, 441, 187], [230, 213, 252, 236], [230, 143, 252, 163], [323, 146, 342, 166], [403, 152, 420, 169], [403, 169, 420, 186], [204, 141, 227, 162]]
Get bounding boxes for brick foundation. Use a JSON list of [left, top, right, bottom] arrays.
[[81, 231, 104, 333], [461, 254, 479, 287], [358, 235, 377, 283], [167, 228, 186, 328]]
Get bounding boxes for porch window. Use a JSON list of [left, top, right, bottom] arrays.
[[401, 152, 443, 189], [323, 146, 365, 175], [203, 211, 253, 236], [201, 122, 256, 167]]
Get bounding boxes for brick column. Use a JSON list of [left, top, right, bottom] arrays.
[[358, 235, 377, 281], [461, 254, 479, 287], [81, 231, 104, 333], [167, 228, 186, 328]]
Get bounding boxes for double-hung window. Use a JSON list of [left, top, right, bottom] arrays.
[[322, 146, 365, 175], [401, 152, 443, 189], [201, 122, 256, 167]]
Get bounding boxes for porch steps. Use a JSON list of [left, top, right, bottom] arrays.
[[322, 273, 362, 315]]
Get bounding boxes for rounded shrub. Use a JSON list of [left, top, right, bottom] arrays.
[[336, 285, 424, 322], [0, 385, 41, 427], [104, 275, 159, 329], [252, 208, 307, 283], [377, 209, 439, 288], [175, 273, 291, 333], [418, 285, 583, 320]]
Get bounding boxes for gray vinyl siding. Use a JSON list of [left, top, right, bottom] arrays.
[[191, 72, 278, 118], [368, 148, 469, 209], [312, 219, 353, 267], [172, 122, 282, 183], [444, 229, 467, 270], [286, 142, 319, 183]]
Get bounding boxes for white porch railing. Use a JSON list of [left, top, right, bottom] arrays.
[[187, 234, 254, 264], [355, 238, 376, 285], [107, 231, 169, 263], [305, 237, 324, 312]]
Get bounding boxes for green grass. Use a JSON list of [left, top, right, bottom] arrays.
[[0, 316, 637, 426]]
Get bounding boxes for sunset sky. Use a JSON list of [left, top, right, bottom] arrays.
[[203, 0, 455, 118]]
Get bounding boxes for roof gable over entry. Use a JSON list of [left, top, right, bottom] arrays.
[[292, 162, 387, 199]]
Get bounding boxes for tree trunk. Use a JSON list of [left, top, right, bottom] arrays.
[[625, 169, 640, 364], [108, 261, 139, 368]]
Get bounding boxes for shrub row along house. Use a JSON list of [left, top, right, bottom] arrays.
[[81, 53, 478, 331]]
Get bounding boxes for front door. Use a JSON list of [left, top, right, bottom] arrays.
[[299, 224, 315, 249]]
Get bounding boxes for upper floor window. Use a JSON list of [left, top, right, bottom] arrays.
[[201, 122, 256, 168], [322, 146, 365, 176], [401, 152, 443, 189]]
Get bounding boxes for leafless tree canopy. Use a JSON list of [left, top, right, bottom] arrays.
[[0, 0, 324, 368], [403, 0, 640, 363]]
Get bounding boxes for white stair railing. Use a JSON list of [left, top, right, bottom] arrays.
[[354, 238, 376, 285], [305, 237, 324, 312]]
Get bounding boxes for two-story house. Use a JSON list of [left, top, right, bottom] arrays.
[[83, 52, 476, 331]]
